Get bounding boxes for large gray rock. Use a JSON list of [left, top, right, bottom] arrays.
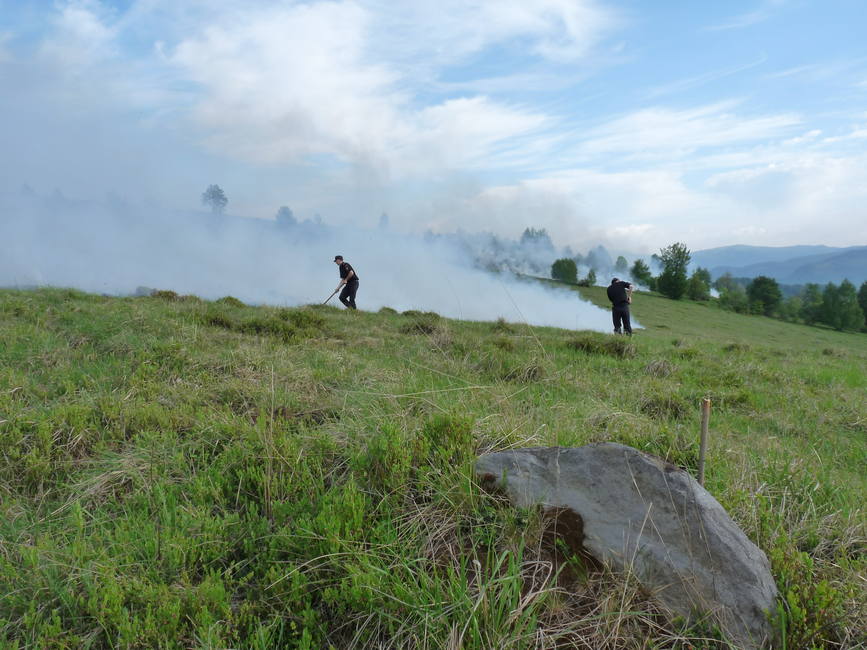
[[476, 443, 777, 649]]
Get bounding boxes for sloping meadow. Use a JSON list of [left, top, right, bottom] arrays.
[[1, 288, 865, 648]]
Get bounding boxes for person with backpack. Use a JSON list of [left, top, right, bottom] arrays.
[[607, 277, 633, 335]]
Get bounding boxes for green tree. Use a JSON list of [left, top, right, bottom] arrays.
[[687, 269, 711, 301], [201, 184, 228, 214], [577, 269, 597, 287], [821, 283, 841, 329], [275, 206, 296, 226], [719, 286, 749, 313], [858, 281, 867, 330], [779, 295, 803, 322], [630, 259, 653, 287], [551, 258, 578, 284], [746, 276, 782, 316], [713, 272, 741, 293], [693, 267, 712, 287], [825, 280, 864, 331], [800, 283, 823, 325], [615, 256, 629, 274], [656, 242, 690, 300], [520, 227, 554, 250]]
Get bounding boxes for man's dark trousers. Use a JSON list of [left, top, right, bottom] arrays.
[[612, 304, 631, 335], [339, 280, 359, 309]]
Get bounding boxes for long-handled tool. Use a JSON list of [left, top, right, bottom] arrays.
[[323, 288, 339, 304]]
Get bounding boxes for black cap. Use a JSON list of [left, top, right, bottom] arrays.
[[334, 255, 343, 261], [611, 277, 619, 283]]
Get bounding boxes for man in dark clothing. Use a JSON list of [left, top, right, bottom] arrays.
[[607, 277, 633, 335], [333, 255, 359, 309]]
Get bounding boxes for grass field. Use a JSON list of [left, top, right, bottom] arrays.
[[1, 286, 864, 648]]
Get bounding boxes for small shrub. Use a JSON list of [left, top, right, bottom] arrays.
[[402, 310, 440, 320], [723, 342, 750, 353], [276, 308, 326, 331], [378, 307, 398, 315], [491, 317, 515, 334], [200, 310, 234, 329], [150, 289, 179, 301], [421, 414, 476, 466], [216, 296, 245, 308]]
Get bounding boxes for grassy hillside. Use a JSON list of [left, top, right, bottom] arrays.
[[1, 287, 864, 648]]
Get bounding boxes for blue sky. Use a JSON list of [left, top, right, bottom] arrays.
[[2, 0, 867, 251]]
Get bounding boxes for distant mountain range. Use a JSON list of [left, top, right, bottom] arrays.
[[690, 245, 867, 286]]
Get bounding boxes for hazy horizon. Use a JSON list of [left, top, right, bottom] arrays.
[[2, 1, 867, 254]]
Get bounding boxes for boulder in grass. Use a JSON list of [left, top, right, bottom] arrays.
[[475, 443, 777, 649]]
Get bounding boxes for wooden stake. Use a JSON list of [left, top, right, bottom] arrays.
[[698, 398, 711, 486]]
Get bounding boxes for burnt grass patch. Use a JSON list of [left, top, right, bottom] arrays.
[[566, 334, 636, 359]]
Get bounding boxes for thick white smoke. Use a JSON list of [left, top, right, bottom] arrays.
[[2, 192, 626, 332]]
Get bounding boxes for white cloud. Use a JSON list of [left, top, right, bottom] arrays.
[[168, 2, 551, 175], [705, 0, 787, 31], [368, 0, 618, 66], [39, 0, 118, 67], [822, 126, 867, 143], [577, 102, 801, 158], [782, 129, 821, 146]]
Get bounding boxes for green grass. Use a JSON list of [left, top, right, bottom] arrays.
[[1, 286, 864, 648]]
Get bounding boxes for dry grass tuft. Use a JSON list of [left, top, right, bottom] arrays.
[[644, 359, 674, 377], [400, 312, 444, 336], [566, 334, 636, 359], [502, 360, 546, 383], [639, 393, 689, 420]]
